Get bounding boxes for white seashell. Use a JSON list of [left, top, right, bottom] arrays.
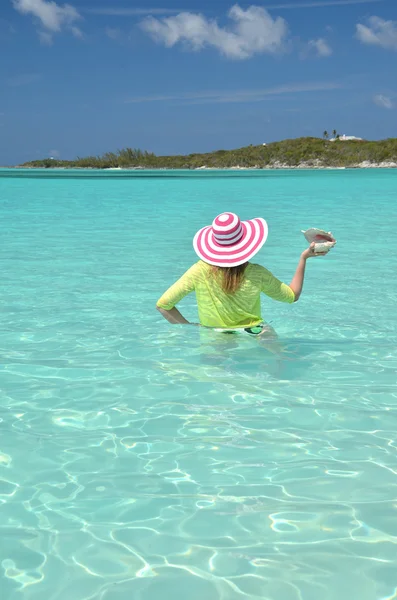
[[301, 228, 336, 253]]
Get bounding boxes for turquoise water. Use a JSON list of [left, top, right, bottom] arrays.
[[1, 169, 396, 600]]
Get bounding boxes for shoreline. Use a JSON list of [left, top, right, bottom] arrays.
[[3, 162, 397, 171]]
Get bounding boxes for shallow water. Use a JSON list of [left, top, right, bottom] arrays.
[[1, 169, 396, 600]]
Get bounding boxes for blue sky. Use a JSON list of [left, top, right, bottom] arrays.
[[1, 0, 397, 165]]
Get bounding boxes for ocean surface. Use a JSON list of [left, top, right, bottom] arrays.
[[1, 168, 396, 600]]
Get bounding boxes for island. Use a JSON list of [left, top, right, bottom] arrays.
[[19, 136, 397, 170]]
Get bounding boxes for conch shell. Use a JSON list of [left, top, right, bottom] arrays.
[[301, 228, 336, 253]]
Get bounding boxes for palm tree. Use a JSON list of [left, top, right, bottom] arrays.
[[332, 129, 337, 138], [323, 130, 329, 140]]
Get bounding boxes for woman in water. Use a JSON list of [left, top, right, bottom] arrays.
[[156, 212, 324, 335]]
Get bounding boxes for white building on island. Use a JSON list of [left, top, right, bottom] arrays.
[[330, 134, 363, 142]]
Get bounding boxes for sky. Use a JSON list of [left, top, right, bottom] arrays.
[[1, 0, 397, 165]]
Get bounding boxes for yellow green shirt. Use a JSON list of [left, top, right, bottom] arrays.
[[157, 261, 295, 328]]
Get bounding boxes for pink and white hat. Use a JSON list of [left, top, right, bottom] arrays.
[[193, 212, 268, 267]]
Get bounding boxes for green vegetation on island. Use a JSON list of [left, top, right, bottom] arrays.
[[20, 137, 397, 169]]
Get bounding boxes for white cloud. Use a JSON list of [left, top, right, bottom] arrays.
[[264, 0, 383, 7], [70, 25, 83, 38], [125, 81, 342, 104], [38, 30, 53, 44], [307, 38, 332, 56], [84, 7, 182, 16], [12, 0, 82, 43], [140, 5, 288, 59], [373, 94, 394, 109], [105, 27, 122, 40], [83, 0, 382, 13], [356, 16, 397, 50]]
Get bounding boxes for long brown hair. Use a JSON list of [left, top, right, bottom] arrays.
[[212, 263, 248, 294]]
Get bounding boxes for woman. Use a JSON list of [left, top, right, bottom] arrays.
[[156, 212, 323, 333]]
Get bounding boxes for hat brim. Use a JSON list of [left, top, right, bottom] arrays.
[[193, 217, 268, 267]]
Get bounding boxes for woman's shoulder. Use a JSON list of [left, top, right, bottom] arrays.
[[185, 260, 211, 277], [247, 262, 270, 275], [195, 260, 212, 272]]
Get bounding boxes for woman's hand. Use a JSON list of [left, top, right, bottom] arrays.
[[156, 306, 190, 324], [301, 242, 329, 259]]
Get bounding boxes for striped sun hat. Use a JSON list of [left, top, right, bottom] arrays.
[[193, 212, 268, 267]]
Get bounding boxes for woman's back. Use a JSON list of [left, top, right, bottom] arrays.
[[157, 260, 295, 329]]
